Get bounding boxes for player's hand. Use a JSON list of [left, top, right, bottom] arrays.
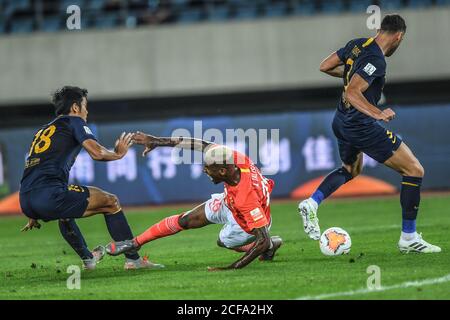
[[207, 266, 232, 272], [132, 131, 159, 157], [21, 219, 41, 232], [379, 108, 396, 122], [114, 132, 133, 158]]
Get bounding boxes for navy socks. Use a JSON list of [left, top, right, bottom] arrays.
[[104, 211, 140, 260], [401, 176, 422, 233], [58, 219, 93, 260], [311, 167, 353, 205]]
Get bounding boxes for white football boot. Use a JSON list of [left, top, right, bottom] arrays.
[[124, 256, 165, 270], [82, 245, 106, 270], [298, 198, 321, 240], [398, 233, 441, 253]]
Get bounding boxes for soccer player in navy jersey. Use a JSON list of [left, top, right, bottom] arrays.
[[19, 86, 164, 269], [299, 15, 440, 253]]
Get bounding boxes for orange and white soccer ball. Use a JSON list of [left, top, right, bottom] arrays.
[[319, 227, 352, 256]]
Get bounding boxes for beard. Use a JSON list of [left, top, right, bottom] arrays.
[[385, 43, 400, 57]]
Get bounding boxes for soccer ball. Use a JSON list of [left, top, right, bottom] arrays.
[[319, 227, 351, 256]]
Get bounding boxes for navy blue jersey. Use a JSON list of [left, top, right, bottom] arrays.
[[20, 116, 96, 192], [336, 37, 386, 125]]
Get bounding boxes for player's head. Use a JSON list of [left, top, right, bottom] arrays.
[[378, 14, 406, 57], [203, 145, 237, 184], [51, 86, 89, 121]]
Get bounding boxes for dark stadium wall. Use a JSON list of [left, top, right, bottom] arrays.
[[1, 7, 450, 106], [2, 78, 450, 129]]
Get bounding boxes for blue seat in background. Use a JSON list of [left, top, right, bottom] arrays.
[[0, 16, 5, 34], [228, 0, 249, 5], [408, 0, 433, 8], [171, 0, 189, 9], [41, 15, 61, 32], [292, 0, 316, 16], [206, 5, 230, 22], [93, 13, 119, 29], [177, 8, 203, 24], [125, 15, 137, 28], [10, 17, 34, 34], [86, 0, 106, 11], [4, 0, 31, 17], [435, 0, 450, 5], [233, 5, 259, 20], [349, 0, 374, 13], [60, 0, 85, 12], [378, 0, 404, 10], [265, 2, 288, 18], [321, 0, 344, 14]]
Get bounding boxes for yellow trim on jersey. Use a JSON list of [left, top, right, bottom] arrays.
[[240, 168, 250, 173], [402, 182, 419, 187], [346, 58, 354, 66], [362, 38, 374, 48]]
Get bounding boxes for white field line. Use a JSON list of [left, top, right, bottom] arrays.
[[296, 273, 450, 300]]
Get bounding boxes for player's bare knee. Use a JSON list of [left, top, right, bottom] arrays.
[[410, 162, 425, 177], [107, 194, 121, 213]]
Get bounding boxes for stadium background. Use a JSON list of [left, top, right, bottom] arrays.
[[1, 0, 450, 212]]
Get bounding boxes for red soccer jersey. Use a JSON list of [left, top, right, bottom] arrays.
[[223, 150, 274, 234]]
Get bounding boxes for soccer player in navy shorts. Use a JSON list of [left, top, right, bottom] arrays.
[[298, 15, 440, 253], [19, 86, 164, 269]]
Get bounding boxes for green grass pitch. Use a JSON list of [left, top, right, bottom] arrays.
[[0, 194, 449, 300]]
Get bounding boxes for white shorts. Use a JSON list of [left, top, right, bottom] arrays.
[[204, 193, 270, 248]]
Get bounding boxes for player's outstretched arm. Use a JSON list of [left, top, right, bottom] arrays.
[[208, 227, 271, 271], [133, 131, 213, 156], [83, 132, 133, 161], [320, 52, 345, 78], [345, 74, 395, 122]]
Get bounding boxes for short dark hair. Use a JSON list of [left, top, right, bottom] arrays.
[[380, 14, 406, 33], [51, 86, 88, 116]]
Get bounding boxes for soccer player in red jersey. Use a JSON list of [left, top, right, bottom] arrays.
[[106, 132, 282, 270]]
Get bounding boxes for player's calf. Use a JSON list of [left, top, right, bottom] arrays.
[[84, 187, 141, 260], [107, 212, 189, 257], [58, 219, 93, 261]]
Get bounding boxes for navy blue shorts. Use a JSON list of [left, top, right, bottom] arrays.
[[332, 114, 402, 165], [19, 185, 90, 222]]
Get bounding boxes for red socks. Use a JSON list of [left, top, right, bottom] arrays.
[[135, 214, 184, 246]]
